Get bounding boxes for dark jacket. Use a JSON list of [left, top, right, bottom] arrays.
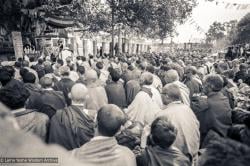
[[26, 89, 67, 118], [105, 81, 127, 108], [191, 92, 232, 146], [13, 108, 49, 141], [53, 78, 75, 105], [48, 105, 94, 150]]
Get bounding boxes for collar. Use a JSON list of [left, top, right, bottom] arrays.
[[91, 136, 114, 141], [167, 101, 183, 106], [207, 91, 221, 97], [12, 108, 34, 117], [44, 88, 53, 91]]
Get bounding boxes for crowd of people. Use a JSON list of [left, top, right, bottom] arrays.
[[0, 47, 250, 166]]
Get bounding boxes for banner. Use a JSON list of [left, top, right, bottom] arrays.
[[12, 31, 23, 59]]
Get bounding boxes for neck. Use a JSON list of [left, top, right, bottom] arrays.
[[71, 101, 85, 107]]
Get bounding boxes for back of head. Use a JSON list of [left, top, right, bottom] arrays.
[[96, 62, 104, 70], [2, 66, 15, 77], [151, 116, 177, 149], [110, 68, 121, 82], [97, 104, 125, 137], [0, 71, 12, 86], [164, 69, 179, 84], [85, 69, 98, 82], [203, 74, 224, 92], [0, 82, 30, 110], [40, 76, 53, 88], [140, 72, 153, 85], [77, 66, 85, 75], [59, 66, 70, 76], [199, 137, 250, 166], [22, 72, 36, 84], [70, 83, 88, 103], [162, 83, 182, 103]]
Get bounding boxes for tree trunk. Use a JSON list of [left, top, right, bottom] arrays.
[[111, 0, 115, 57]]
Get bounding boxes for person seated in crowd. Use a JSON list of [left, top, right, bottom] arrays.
[[48, 84, 95, 150], [105, 68, 127, 108], [184, 66, 202, 98], [126, 73, 160, 125], [26, 76, 66, 118], [199, 137, 250, 166], [53, 65, 75, 105], [146, 65, 163, 92], [32, 58, 45, 79], [137, 116, 190, 166], [156, 83, 200, 163], [76, 65, 86, 84], [84, 69, 108, 110], [0, 81, 49, 141], [22, 72, 41, 96], [96, 61, 109, 83], [116, 121, 144, 150], [0, 102, 83, 166], [0, 66, 23, 88], [228, 114, 250, 147], [22, 60, 39, 84], [199, 74, 232, 145], [234, 63, 249, 84], [125, 79, 141, 106], [72, 104, 136, 166], [140, 72, 163, 109], [164, 69, 190, 106]]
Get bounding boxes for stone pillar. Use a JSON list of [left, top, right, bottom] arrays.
[[93, 40, 97, 56], [83, 39, 88, 58]]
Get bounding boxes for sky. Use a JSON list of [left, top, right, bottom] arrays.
[[172, 0, 250, 43]]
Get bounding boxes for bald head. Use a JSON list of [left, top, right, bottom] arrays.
[[70, 83, 88, 103], [164, 69, 179, 84], [140, 72, 153, 85], [162, 83, 182, 105], [97, 104, 125, 137]]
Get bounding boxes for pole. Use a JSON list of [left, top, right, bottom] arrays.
[[111, 0, 115, 57]]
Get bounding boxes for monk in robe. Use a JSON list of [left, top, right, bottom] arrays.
[[72, 104, 136, 166], [48, 84, 95, 150], [137, 116, 190, 166]]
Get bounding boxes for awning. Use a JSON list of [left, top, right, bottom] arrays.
[[44, 15, 75, 28]]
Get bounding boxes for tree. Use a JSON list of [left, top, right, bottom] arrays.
[[206, 22, 226, 43], [232, 12, 250, 44]]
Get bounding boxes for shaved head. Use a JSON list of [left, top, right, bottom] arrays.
[[97, 104, 126, 137], [70, 83, 88, 103], [164, 69, 179, 84]]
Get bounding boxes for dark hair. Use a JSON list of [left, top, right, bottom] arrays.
[[96, 62, 104, 70], [81, 56, 86, 61], [29, 57, 35, 62], [151, 116, 177, 149], [110, 69, 121, 82], [38, 59, 44, 64], [0, 71, 12, 86], [77, 66, 85, 75], [204, 74, 224, 92], [19, 68, 29, 79], [22, 72, 36, 84], [97, 105, 125, 137], [146, 65, 155, 74], [200, 138, 250, 166], [0, 82, 30, 109], [14, 61, 22, 68], [2, 66, 15, 77], [57, 59, 64, 66]]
